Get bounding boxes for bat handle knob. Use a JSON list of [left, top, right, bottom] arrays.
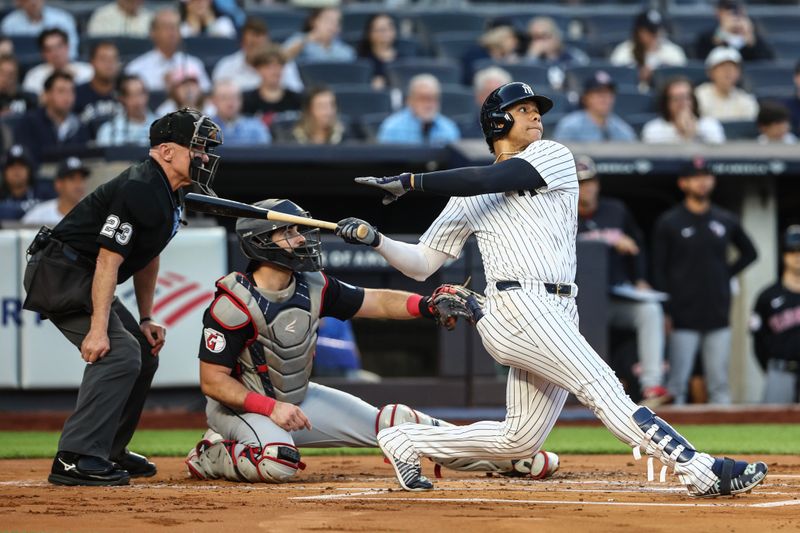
[[356, 224, 370, 240]]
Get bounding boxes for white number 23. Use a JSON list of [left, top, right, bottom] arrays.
[[100, 214, 133, 245]]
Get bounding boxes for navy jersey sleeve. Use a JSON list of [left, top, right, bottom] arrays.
[[198, 307, 256, 368], [320, 273, 365, 320]]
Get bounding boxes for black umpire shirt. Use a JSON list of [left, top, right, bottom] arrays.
[[52, 158, 183, 283], [652, 203, 757, 331], [751, 283, 800, 369], [578, 197, 648, 288]]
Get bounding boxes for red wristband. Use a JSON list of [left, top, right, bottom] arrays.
[[406, 294, 423, 317], [243, 392, 276, 417]]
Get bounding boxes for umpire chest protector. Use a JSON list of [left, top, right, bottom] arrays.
[[213, 271, 325, 404]]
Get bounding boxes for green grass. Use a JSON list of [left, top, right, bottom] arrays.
[[2, 424, 799, 459]]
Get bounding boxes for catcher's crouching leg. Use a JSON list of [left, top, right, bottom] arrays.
[[375, 405, 559, 480], [186, 433, 304, 483]]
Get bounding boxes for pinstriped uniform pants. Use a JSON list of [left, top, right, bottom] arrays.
[[383, 282, 648, 462]]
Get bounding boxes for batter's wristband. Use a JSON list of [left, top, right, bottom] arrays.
[[139, 316, 152, 324], [243, 392, 276, 417]]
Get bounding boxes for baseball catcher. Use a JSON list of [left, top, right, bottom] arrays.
[[185, 198, 558, 483]]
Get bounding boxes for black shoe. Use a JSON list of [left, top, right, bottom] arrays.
[[111, 450, 157, 478], [48, 452, 130, 486]]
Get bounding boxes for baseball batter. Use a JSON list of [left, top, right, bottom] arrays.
[[185, 198, 558, 483], [335, 82, 767, 496]]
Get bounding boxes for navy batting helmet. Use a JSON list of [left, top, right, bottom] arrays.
[[236, 199, 322, 272], [480, 82, 553, 154]]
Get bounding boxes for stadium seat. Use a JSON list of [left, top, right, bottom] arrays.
[[249, 9, 306, 36], [651, 64, 708, 90], [743, 64, 795, 91], [566, 65, 639, 93], [387, 59, 463, 90], [414, 12, 487, 37], [722, 120, 759, 140], [625, 112, 659, 136], [768, 36, 800, 61], [341, 11, 399, 36], [81, 37, 151, 61], [298, 60, 373, 88], [184, 37, 239, 60], [434, 32, 480, 61], [614, 90, 656, 118], [579, 14, 635, 44], [334, 87, 392, 118], [10, 36, 38, 56], [470, 60, 554, 90], [453, 113, 482, 139], [666, 14, 716, 40], [359, 111, 391, 142], [754, 14, 800, 36], [755, 86, 796, 101], [439, 85, 476, 118]]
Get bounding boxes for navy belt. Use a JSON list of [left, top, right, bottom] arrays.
[[496, 280, 576, 297]]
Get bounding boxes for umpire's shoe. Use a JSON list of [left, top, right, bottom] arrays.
[[48, 452, 130, 486], [111, 450, 157, 478], [696, 459, 768, 498]]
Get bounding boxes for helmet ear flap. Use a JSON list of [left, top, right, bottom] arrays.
[[490, 110, 514, 137]]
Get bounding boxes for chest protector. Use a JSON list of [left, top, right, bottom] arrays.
[[214, 271, 325, 405]]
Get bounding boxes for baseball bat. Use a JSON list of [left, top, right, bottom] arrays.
[[184, 193, 370, 239]]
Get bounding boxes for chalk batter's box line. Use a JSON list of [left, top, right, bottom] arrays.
[[290, 493, 800, 509]]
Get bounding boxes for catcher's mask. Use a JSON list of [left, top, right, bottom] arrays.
[[150, 107, 223, 195], [236, 199, 322, 272], [480, 82, 553, 154]]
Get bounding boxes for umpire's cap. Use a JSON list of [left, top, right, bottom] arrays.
[[784, 225, 800, 252], [149, 107, 222, 150], [480, 82, 553, 154]]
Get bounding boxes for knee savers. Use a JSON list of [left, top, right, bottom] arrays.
[[376, 404, 448, 434], [190, 439, 305, 483]]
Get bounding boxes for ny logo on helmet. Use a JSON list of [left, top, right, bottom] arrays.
[[521, 84, 533, 95]]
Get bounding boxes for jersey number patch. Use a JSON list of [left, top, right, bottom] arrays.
[[204, 327, 226, 353], [100, 214, 133, 245]]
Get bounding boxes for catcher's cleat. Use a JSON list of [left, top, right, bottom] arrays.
[[377, 433, 432, 491], [111, 449, 157, 478], [693, 459, 768, 498], [502, 450, 560, 479], [48, 452, 130, 486]]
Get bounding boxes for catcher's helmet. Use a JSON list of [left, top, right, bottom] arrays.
[[236, 199, 322, 272], [150, 107, 223, 196], [480, 82, 553, 154]]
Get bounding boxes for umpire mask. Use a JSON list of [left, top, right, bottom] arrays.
[[236, 199, 322, 272], [150, 108, 223, 195]]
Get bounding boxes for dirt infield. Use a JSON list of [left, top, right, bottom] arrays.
[[1, 455, 798, 532]]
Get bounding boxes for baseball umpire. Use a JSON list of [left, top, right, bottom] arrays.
[[185, 198, 559, 483], [336, 81, 767, 497], [751, 225, 800, 403], [22, 108, 223, 486]]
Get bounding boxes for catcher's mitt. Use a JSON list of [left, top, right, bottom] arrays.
[[429, 283, 485, 330]]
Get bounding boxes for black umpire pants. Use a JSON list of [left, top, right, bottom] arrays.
[[51, 299, 159, 459], [24, 259, 158, 460]]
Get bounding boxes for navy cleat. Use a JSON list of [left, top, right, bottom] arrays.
[[695, 458, 768, 498]]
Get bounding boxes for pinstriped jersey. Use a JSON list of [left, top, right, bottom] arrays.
[[419, 140, 578, 284]]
